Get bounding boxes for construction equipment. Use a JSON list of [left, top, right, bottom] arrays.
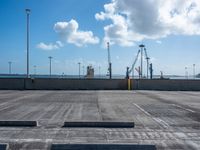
[[127, 49, 140, 79], [144, 48, 150, 79], [150, 63, 153, 79], [107, 42, 112, 79], [139, 44, 145, 78], [127, 44, 151, 79], [135, 67, 141, 78]]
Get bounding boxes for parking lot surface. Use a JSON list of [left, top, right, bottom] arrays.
[[0, 90, 199, 149]]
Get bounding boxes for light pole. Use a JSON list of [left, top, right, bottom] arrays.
[[26, 9, 30, 78], [139, 44, 145, 79], [193, 64, 196, 79], [34, 65, 36, 76], [82, 65, 85, 77], [48, 56, 53, 76], [8, 61, 12, 74], [146, 57, 150, 79], [78, 62, 81, 78], [185, 67, 188, 79], [99, 66, 101, 78]]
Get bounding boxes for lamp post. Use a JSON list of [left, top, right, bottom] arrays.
[[139, 44, 145, 79], [82, 65, 85, 77], [34, 65, 36, 76], [193, 64, 196, 79], [8, 61, 12, 74], [25, 9, 30, 78], [78, 62, 81, 78], [99, 66, 101, 78], [185, 67, 188, 79], [48, 56, 53, 76]]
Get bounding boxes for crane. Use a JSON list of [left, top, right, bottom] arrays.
[[127, 49, 140, 78], [107, 42, 112, 79], [144, 48, 150, 79], [127, 45, 151, 79]]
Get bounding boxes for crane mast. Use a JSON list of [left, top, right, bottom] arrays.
[[128, 49, 140, 77], [107, 42, 112, 79], [144, 48, 150, 79]]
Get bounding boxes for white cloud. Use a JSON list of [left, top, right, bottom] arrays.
[[54, 19, 99, 47], [156, 40, 162, 44], [96, 0, 200, 47], [56, 41, 64, 47], [37, 41, 63, 50]]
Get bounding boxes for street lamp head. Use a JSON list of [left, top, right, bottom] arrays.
[[139, 44, 145, 48], [25, 9, 31, 14]]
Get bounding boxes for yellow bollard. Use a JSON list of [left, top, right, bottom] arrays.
[[128, 79, 131, 90]]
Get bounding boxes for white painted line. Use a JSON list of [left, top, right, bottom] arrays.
[[133, 103, 169, 128], [133, 103, 151, 116], [172, 104, 195, 113], [152, 117, 169, 128], [3, 138, 53, 143]]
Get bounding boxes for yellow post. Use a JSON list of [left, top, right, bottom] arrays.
[[128, 79, 131, 90]]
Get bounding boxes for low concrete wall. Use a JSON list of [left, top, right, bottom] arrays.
[[134, 79, 200, 91], [25, 78, 127, 90], [0, 78, 25, 90], [0, 78, 200, 91]]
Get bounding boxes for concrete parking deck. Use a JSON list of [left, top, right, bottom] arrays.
[[0, 90, 199, 149]]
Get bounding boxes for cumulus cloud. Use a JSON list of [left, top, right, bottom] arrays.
[[95, 0, 200, 47], [54, 19, 99, 47], [36, 41, 63, 50], [156, 40, 162, 44]]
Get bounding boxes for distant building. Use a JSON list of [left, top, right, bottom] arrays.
[[86, 65, 94, 78]]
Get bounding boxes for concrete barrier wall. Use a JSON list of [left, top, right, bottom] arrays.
[[0, 78, 25, 90], [0, 78, 200, 91], [134, 79, 200, 91], [25, 78, 128, 90]]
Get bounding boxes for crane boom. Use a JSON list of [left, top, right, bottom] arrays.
[[128, 49, 140, 74]]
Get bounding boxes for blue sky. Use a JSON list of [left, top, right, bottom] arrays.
[[1, 0, 200, 76]]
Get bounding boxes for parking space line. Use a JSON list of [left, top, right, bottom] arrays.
[[172, 104, 195, 113], [133, 103, 152, 116], [133, 103, 169, 128]]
